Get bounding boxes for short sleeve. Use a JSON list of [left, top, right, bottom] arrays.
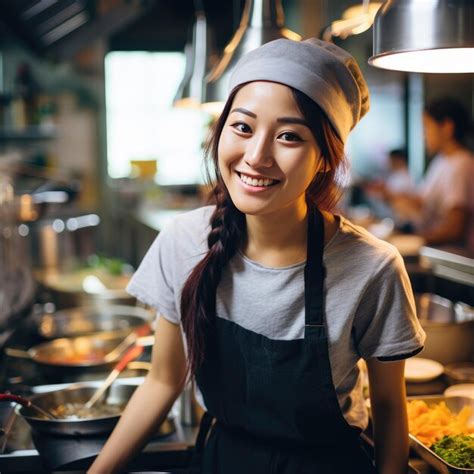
[[126, 222, 180, 325], [442, 159, 472, 210], [354, 253, 426, 361]]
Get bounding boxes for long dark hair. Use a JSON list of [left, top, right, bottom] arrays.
[[180, 85, 348, 375]]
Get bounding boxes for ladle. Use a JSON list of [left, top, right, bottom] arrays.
[[84, 344, 144, 410], [0, 393, 58, 420]]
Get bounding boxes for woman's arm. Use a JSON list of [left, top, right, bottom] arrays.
[[88, 315, 187, 474], [366, 358, 409, 474]]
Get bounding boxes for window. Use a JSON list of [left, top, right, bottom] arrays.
[[105, 51, 207, 184]]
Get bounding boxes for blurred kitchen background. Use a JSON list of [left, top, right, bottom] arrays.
[[0, 0, 473, 331], [0, 1, 473, 471]]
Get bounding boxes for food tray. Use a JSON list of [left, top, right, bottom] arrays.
[[408, 395, 474, 474]]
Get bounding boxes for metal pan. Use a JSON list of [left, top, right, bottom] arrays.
[[12, 383, 175, 436], [5, 331, 154, 370], [408, 395, 474, 474], [36, 305, 154, 339], [36, 268, 136, 309]]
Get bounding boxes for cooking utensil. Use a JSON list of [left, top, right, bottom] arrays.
[[102, 324, 150, 363], [0, 393, 57, 420], [36, 267, 135, 309], [444, 384, 474, 399], [14, 383, 175, 436], [444, 363, 474, 385], [36, 304, 153, 339], [5, 332, 154, 370], [404, 357, 444, 383], [415, 294, 474, 364], [84, 344, 144, 410]]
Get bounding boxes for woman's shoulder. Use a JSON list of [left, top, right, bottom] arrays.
[[327, 215, 402, 270], [163, 205, 214, 236]]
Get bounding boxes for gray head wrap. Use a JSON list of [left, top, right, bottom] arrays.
[[228, 38, 370, 143]]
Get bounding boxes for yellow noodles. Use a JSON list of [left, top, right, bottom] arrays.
[[407, 400, 474, 446]]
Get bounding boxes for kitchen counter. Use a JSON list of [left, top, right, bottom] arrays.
[[420, 245, 474, 286]]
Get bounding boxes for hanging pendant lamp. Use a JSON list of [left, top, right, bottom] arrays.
[[322, 1, 382, 41], [369, 0, 474, 73], [202, 0, 301, 115], [174, 5, 215, 108]]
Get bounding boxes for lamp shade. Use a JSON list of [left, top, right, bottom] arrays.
[[202, 0, 300, 114], [369, 0, 474, 73], [174, 11, 214, 108]]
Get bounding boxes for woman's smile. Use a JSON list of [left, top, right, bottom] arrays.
[[218, 81, 322, 216], [236, 171, 281, 191]]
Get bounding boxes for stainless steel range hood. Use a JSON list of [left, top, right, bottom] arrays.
[[0, 0, 155, 60]]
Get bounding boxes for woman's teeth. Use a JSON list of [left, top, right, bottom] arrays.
[[238, 173, 277, 187]]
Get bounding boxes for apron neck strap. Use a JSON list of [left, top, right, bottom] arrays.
[[304, 206, 325, 335]]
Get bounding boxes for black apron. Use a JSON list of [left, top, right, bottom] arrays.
[[190, 208, 377, 473]]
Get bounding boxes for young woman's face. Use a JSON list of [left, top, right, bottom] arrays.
[[218, 81, 323, 217]]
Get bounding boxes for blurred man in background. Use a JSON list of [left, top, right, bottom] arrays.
[[391, 97, 473, 249]]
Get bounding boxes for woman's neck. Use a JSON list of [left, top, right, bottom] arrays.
[[244, 204, 308, 267]]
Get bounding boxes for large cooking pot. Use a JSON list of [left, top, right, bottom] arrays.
[[2, 384, 175, 436], [36, 305, 154, 339], [36, 266, 135, 309], [415, 294, 474, 364], [5, 331, 154, 371]]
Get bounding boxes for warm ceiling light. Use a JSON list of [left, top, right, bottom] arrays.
[[342, 2, 383, 20], [369, 0, 474, 73], [322, 1, 382, 42]]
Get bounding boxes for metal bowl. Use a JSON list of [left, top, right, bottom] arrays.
[[407, 395, 474, 474], [17, 383, 175, 437], [36, 268, 136, 309], [37, 305, 154, 339]]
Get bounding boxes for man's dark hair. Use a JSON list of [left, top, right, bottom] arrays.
[[389, 148, 408, 164], [425, 97, 472, 143]]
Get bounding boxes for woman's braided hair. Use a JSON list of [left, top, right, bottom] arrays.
[[181, 86, 347, 375]]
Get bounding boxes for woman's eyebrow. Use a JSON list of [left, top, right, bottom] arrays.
[[230, 107, 256, 118], [277, 117, 309, 126], [229, 108, 308, 127]]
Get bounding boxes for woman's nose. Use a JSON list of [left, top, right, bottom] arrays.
[[244, 135, 274, 168]]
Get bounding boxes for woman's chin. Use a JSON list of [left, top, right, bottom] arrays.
[[230, 197, 272, 216]]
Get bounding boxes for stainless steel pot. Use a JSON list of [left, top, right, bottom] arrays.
[[36, 305, 154, 339], [12, 384, 175, 436], [36, 266, 136, 309], [5, 331, 154, 371], [416, 294, 474, 364]]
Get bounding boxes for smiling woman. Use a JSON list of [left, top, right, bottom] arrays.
[[218, 82, 322, 217], [89, 38, 425, 474]]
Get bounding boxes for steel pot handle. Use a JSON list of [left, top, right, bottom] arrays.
[[4, 348, 31, 359]]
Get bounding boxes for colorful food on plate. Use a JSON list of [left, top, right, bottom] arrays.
[[407, 400, 473, 446], [40, 349, 109, 365], [431, 435, 474, 468], [50, 402, 123, 420]]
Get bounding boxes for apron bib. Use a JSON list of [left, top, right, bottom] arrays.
[[190, 208, 376, 474]]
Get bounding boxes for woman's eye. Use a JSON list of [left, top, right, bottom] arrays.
[[278, 131, 302, 142], [231, 122, 252, 134]]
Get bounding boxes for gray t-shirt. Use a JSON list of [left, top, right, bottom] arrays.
[[127, 206, 426, 430]]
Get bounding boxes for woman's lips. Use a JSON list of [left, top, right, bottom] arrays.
[[236, 172, 280, 189]]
